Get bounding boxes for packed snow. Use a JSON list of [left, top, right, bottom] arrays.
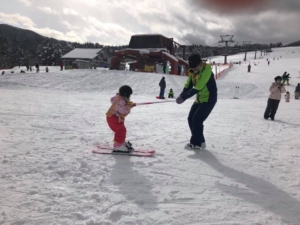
[[0, 47, 300, 225]]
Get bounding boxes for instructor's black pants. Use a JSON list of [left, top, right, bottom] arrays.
[[264, 98, 280, 120], [188, 101, 216, 146]]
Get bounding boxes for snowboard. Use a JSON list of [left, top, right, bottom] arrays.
[[156, 96, 166, 99]]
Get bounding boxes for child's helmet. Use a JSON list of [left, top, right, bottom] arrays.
[[119, 85, 132, 98], [274, 76, 282, 81]]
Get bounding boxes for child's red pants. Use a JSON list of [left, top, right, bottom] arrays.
[[106, 115, 126, 144]]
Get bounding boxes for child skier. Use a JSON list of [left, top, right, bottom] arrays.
[[106, 85, 136, 152], [295, 83, 300, 99], [285, 92, 290, 102], [168, 88, 174, 98], [282, 73, 290, 85]]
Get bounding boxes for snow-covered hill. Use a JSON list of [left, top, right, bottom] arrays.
[[0, 47, 300, 225]]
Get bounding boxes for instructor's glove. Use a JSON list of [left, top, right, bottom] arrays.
[[176, 96, 185, 104]]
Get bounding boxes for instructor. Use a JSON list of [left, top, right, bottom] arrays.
[[176, 53, 217, 150]]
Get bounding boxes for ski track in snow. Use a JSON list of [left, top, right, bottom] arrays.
[[0, 47, 300, 225]]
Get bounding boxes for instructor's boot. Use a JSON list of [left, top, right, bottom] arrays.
[[184, 143, 201, 150], [200, 142, 206, 149]]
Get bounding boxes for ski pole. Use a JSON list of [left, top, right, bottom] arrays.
[[237, 86, 239, 99], [135, 100, 175, 106]]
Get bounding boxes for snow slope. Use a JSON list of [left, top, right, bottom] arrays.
[[1, 47, 300, 225]]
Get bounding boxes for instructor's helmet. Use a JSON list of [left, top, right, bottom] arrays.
[[274, 76, 282, 81], [188, 54, 202, 68], [119, 85, 133, 99]]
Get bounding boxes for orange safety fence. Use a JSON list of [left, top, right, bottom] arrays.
[[215, 63, 233, 79]]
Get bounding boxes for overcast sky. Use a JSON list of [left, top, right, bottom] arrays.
[[0, 0, 300, 46]]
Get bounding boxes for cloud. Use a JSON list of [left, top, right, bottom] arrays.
[[173, 0, 300, 45], [18, 0, 32, 7], [0, 12, 86, 43], [231, 11, 300, 45], [188, 0, 300, 15], [38, 7, 59, 15], [0, 12, 35, 27], [30, 28, 86, 43], [81, 16, 135, 45], [62, 21, 80, 30], [1, 0, 300, 46], [262, 0, 300, 12], [63, 8, 80, 16]]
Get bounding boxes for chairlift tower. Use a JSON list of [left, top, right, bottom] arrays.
[[243, 41, 251, 61], [219, 35, 235, 64]]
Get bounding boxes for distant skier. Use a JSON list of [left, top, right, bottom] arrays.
[[264, 76, 286, 121], [177, 65, 182, 75], [60, 61, 64, 71], [35, 63, 39, 73], [282, 71, 287, 78], [162, 60, 167, 74], [248, 64, 251, 72], [26, 64, 29, 71], [295, 83, 300, 99], [46, 67, 49, 73], [1, 71, 5, 75], [282, 73, 290, 85], [176, 53, 217, 150], [285, 92, 290, 102], [106, 85, 136, 152], [159, 77, 166, 99]]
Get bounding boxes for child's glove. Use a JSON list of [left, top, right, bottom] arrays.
[[128, 101, 136, 107]]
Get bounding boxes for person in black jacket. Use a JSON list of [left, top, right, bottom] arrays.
[[177, 65, 182, 75], [159, 77, 166, 99], [35, 63, 39, 73]]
